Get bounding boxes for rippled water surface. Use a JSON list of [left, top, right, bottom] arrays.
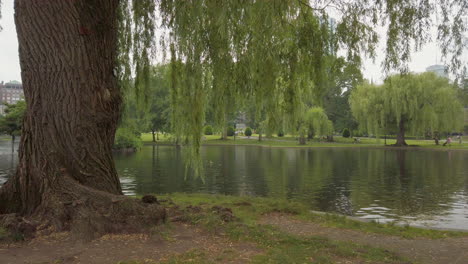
[[2, 141, 468, 230]]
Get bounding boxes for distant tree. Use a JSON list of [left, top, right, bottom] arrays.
[[342, 128, 350, 138], [277, 130, 284, 137], [204, 125, 213, 135], [299, 107, 333, 145], [147, 65, 171, 142], [0, 101, 26, 145], [244, 127, 252, 137], [227, 126, 235, 137], [322, 58, 363, 132], [350, 73, 463, 146]]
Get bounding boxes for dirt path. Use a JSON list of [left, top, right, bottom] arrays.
[[0, 223, 260, 264], [259, 213, 468, 264]]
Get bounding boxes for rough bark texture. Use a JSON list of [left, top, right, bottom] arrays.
[[0, 0, 165, 239], [395, 119, 408, 146]]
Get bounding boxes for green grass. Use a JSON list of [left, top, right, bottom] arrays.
[[122, 193, 468, 263], [164, 193, 468, 239], [141, 133, 468, 150], [125, 193, 412, 264]]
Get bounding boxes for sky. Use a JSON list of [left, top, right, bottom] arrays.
[[0, 2, 461, 84]]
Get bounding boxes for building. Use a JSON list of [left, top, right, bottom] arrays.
[[0, 81, 24, 115], [426, 64, 448, 78]]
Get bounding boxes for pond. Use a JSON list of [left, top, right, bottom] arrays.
[[1, 140, 468, 230]]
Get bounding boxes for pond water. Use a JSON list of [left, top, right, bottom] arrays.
[[1, 141, 468, 230]]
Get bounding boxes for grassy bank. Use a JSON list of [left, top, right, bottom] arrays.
[[120, 193, 468, 263], [163, 193, 468, 239], [125, 194, 414, 263], [141, 133, 468, 150]]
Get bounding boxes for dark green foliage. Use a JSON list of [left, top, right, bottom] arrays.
[[342, 128, 350, 138], [147, 65, 171, 135], [204, 125, 213, 135], [114, 127, 142, 150], [227, 126, 235, 137], [0, 101, 26, 138], [277, 130, 284, 137], [352, 130, 364, 137], [244, 127, 252, 137]]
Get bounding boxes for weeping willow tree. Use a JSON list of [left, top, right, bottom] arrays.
[[350, 72, 463, 146], [0, 0, 467, 237], [298, 107, 333, 144]]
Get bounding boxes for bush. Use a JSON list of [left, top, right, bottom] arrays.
[[277, 130, 284, 137], [114, 127, 142, 150], [245, 127, 252, 137], [204, 125, 213, 135], [342, 128, 350, 138], [227, 126, 235, 137], [352, 130, 364, 137]]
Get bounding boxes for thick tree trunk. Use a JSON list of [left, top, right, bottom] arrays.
[[395, 119, 408, 146], [0, 0, 164, 238], [152, 130, 156, 142]]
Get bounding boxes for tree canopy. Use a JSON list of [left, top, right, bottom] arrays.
[[116, 0, 467, 154], [349, 72, 463, 146]]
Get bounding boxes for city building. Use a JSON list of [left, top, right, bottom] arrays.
[[0, 80, 24, 115], [425, 64, 448, 78]]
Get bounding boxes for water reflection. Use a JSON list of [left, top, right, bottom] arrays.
[[1, 140, 468, 230], [0, 139, 18, 185], [113, 145, 468, 230]]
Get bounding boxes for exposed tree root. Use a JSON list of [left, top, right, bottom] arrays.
[[0, 177, 166, 241]]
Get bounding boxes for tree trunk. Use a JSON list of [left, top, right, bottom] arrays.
[[11, 135, 15, 153], [152, 130, 156, 142], [298, 135, 306, 145], [395, 119, 408, 146], [0, 0, 164, 239], [258, 132, 262, 142], [221, 125, 228, 140]]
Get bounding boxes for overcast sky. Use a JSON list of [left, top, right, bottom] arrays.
[[0, 2, 461, 84]]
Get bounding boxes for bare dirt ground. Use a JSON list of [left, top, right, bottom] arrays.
[[259, 213, 468, 264], [0, 222, 261, 264]]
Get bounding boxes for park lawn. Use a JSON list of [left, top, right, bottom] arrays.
[[141, 132, 468, 149]]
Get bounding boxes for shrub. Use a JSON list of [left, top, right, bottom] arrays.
[[342, 128, 350, 138], [245, 127, 252, 137], [114, 127, 142, 150], [352, 130, 364, 137], [204, 125, 213, 135], [227, 126, 235, 137], [277, 130, 284, 137]]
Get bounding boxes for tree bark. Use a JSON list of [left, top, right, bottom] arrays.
[[0, 0, 164, 238], [395, 119, 408, 146], [152, 130, 156, 142]]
